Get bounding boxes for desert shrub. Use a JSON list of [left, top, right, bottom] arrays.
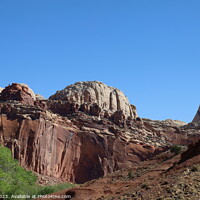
[[191, 165, 200, 172], [35, 186, 55, 195], [141, 183, 150, 190], [34, 183, 77, 196], [128, 170, 134, 179], [170, 145, 182, 155]]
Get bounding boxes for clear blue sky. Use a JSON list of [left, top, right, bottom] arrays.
[[0, 0, 200, 122]]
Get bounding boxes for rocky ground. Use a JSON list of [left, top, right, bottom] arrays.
[[35, 173, 64, 186], [44, 140, 200, 200]]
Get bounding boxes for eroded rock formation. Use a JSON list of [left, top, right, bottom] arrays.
[[0, 81, 200, 185], [49, 81, 137, 119], [1, 100, 200, 184], [0, 83, 35, 105], [0, 102, 164, 183], [178, 139, 200, 164]]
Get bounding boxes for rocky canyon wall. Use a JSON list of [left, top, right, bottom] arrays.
[[0, 82, 200, 184], [0, 103, 163, 183]]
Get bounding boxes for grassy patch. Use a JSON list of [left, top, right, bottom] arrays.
[[0, 145, 77, 199]]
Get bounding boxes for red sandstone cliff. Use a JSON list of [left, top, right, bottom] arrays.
[[0, 82, 200, 184], [0, 102, 164, 183]]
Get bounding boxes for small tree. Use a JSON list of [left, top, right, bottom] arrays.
[[128, 170, 134, 179], [170, 145, 182, 155]]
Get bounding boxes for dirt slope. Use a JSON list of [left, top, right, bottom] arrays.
[[41, 140, 200, 200]]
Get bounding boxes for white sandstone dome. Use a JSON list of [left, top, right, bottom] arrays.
[[49, 81, 137, 118]]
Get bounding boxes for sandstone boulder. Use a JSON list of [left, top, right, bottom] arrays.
[[0, 83, 35, 105], [89, 103, 101, 116], [111, 110, 126, 125], [49, 81, 137, 119]]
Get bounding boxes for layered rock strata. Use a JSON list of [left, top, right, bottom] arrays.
[[1, 101, 200, 184], [49, 81, 137, 119], [0, 83, 35, 105], [1, 81, 200, 185], [0, 102, 163, 183]]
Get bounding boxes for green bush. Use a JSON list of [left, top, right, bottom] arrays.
[[30, 183, 77, 196], [35, 186, 55, 195], [0, 145, 37, 196], [170, 145, 182, 155], [0, 145, 77, 199], [128, 170, 134, 179]]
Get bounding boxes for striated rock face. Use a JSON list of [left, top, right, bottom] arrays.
[[0, 102, 165, 184], [0, 83, 35, 105], [178, 139, 200, 164], [1, 81, 200, 186], [49, 81, 137, 119], [192, 106, 200, 122], [55, 141, 200, 200], [1, 100, 200, 184]]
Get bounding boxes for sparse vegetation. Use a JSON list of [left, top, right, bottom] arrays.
[[106, 197, 115, 200], [170, 145, 182, 155], [27, 182, 77, 197], [141, 183, 150, 190], [128, 170, 134, 179], [191, 165, 200, 172]]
